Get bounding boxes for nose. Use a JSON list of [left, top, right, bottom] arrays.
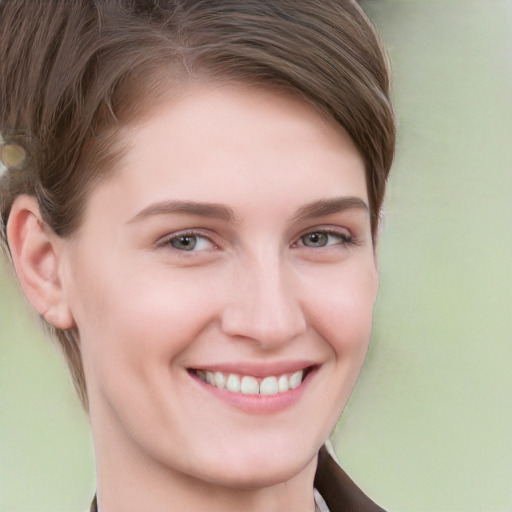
[[220, 255, 307, 349]]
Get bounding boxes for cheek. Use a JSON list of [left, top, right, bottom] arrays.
[[297, 261, 378, 439], [306, 261, 378, 356], [72, 262, 221, 374], [70, 264, 220, 440]]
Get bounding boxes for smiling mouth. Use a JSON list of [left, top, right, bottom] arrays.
[[188, 367, 313, 396]]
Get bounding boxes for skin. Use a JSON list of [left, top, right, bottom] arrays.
[[8, 85, 378, 512]]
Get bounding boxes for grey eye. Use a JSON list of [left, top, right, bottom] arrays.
[[301, 232, 328, 247], [170, 235, 197, 251]]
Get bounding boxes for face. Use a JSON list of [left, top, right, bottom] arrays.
[[60, 85, 378, 489]]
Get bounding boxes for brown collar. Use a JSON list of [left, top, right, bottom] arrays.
[[90, 446, 384, 512], [314, 446, 385, 512]]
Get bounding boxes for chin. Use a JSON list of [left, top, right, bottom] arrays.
[[202, 460, 309, 491], [190, 438, 319, 490]]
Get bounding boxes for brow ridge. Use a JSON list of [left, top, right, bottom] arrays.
[[291, 196, 369, 222], [128, 200, 238, 224], [129, 196, 367, 225]]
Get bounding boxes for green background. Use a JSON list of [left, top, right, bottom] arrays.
[[1, 1, 511, 510]]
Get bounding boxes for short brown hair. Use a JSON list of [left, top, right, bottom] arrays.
[[0, 0, 395, 409]]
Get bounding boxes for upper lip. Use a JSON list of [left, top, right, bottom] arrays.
[[188, 360, 318, 378]]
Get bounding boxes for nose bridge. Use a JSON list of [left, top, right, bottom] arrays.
[[221, 248, 306, 346]]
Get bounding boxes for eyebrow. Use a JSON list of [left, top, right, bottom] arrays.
[[128, 200, 239, 224], [290, 196, 369, 223], [128, 196, 368, 225]]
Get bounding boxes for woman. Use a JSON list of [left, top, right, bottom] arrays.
[[0, 1, 395, 511]]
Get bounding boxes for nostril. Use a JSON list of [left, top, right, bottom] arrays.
[[221, 301, 306, 347]]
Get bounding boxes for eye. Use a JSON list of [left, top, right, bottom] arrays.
[[296, 230, 353, 248], [161, 232, 216, 252]]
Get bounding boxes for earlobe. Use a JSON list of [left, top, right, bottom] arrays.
[[6, 195, 75, 330]]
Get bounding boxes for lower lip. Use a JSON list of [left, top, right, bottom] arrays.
[[189, 369, 316, 414]]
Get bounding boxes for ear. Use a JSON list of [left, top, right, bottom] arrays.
[[6, 195, 75, 329]]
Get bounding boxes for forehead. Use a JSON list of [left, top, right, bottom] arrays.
[[81, 84, 368, 225]]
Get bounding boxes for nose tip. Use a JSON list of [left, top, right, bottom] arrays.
[[221, 296, 307, 348], [220, 264, 306, 348]]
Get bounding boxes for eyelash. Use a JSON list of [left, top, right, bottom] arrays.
[[157, 227, 357, 254], [156, 230, 218, 253], [293, 228, 356, 249]]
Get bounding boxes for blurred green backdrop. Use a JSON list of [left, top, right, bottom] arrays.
[[1, 1, 511, 511]]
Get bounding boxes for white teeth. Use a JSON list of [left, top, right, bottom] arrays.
[[214, 371, 226, 388], [241, 376, 259, 395], [260, 376, 279, 396], [226, 373, 241, 392], [278, 374, 289, 393], [195, 368, 308, 395], [289, 370, 303, 389]]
